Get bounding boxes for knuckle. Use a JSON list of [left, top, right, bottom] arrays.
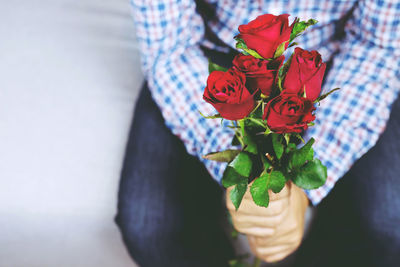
[[287, 220, 299, 231], [268, 200, 285, 215], [235, 215, 246, 224], [271, 213, 285, 225], [268, 227, 277, 236], [258, 227, 276, 237]]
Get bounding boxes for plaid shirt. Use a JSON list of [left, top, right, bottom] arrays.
[[131, 0, 400, 205]]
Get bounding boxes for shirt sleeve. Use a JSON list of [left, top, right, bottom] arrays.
[[303, 0, 400, 205], [130, 0, 234, 180]]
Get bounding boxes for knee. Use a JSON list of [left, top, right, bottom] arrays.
[[115, 202, 175, 249], [115, 194, 185, 261], [347, 151, 400, 245], [360, 200, 400, 243]]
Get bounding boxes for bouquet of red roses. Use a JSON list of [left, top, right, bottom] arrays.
[[202, 14, 339, 210]]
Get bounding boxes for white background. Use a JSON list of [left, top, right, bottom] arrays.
[[0, 0, 141, 266]]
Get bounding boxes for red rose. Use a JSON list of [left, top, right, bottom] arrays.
[[263, 93, 315, 133], [283, 47, 326, 101], [203, 69, 256, 120], [237, 14, 294, 59], [232, 54, 284, 96]]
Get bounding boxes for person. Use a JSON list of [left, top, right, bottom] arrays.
[[115, 1, 400, 266]]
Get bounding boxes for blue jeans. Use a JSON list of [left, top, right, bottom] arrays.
[[115, 85, 234, 267], [116, 66, 400, 267]]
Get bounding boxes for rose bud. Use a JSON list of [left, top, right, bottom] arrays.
[[237, 14, 294, 59], [263, 93, 316, 133], [203, 69, 256, 120], [283, 47, 326, 101], [232, 54, 284, 96]]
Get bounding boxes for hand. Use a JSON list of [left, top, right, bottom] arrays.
[[226, 182, 309, 262]]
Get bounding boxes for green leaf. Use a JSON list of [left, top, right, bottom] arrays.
[[291, 158, 327, 190], [229, 152, 253, 177], [283, 133, 290, 145], [244, 117, 267, 129], [314, 88, 340, 102], [243, 134, 258, 155], [222, 166, 247, 188], [250, 171, 286, 208], [289, 138, 315, 169], [273, 40, 289, 58], [208, 59, 228, 73], [271, 134, 284, 160], [289, 18, 318, 43], [269, 171, 286, 193], [230, 183, 248, 210], [250, 173, 270, 208], [278, 53, 294, 90], [286, 143, 297, 153], [203, 149, 241, 162], [235, 38, 264, 59]]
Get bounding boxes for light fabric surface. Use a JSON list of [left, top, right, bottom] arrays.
[[0, 0, 141, 266]]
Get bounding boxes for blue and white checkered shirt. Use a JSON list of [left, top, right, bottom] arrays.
[[131, 0, 400, 205]]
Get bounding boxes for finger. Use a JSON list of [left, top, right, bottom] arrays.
[[225, 183, 291, 214], [234, 226, 276, 237], [252, 227, 300, 247], [255, 244, 293, 256], [263, 248, 297, 263], [233, 197, 289, 216], [247, 237, 296, 263], [231, 211, 287, 229]]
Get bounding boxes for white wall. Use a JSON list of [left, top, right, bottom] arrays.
[[0, 1, 141, 266]]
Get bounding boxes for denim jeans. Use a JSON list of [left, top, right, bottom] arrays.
[[115, 55, 400, 266], [115, 85, 234, 267]]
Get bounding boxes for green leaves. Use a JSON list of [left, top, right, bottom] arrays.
[[230, 152, 253, 177], [222, 166, 248, 210], [289, 138, 315, 169], [271, 134, 284, 159], [235, 38, 264, 59], [285, 138, 327, 190], [203, 149, 241, 162], [243, 134, 258, 154], [230, 183, 248, 210], [222, 152, 253, 210], [269, 171, 287, 193], [250, 173, 270, 207], [208, 59, 228, 73], [291, 158, 327, 189], [277, 53, 293, 91], [289, 18, 318, 43], [273, 40, 288, 58], [250, 171, 286, 208], [222, 166, 246, 187]]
